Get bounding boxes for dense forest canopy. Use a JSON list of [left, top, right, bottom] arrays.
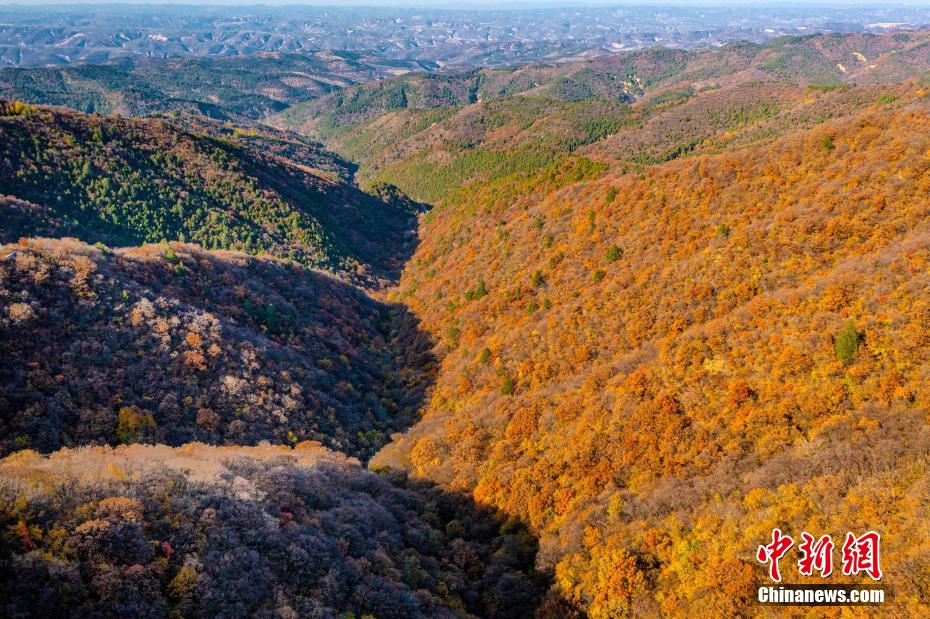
[[2, 28, 930, 618], [372, 98, 930, 616], [271, 31, 930, 205], [0, 238, 434, 459], [0, 53, 430, 120], [0, 442, 543, 618]]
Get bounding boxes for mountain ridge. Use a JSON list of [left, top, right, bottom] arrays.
[[0, 102, 423, 287]]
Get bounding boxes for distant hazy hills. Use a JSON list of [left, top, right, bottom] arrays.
[[0, 53, 431, 120], [2, 4, 929, 69]]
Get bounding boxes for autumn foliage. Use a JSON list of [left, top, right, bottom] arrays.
[[0, 443, 543, 617], [0, 239, 434, 459], [374, 93, 930, 616], [2, 28, 930, 618]]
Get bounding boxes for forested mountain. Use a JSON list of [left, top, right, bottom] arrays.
[[156, 113, 359, 181], [279, 30, 930, 135], [2, 27, 930, 619], [369, 95, 930, 615], [3, 29, 928, 128], [0, 102, 423, 285], [0, 238, 433, 459], [0, 442, 543, 617], [291, 81, 906, 208], [273, 55, 665, 134], [271, 30, 930, 204]]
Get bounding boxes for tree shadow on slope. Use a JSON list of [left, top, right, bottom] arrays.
[[0, 238, 436, 460], [0, 454, 549, 618]]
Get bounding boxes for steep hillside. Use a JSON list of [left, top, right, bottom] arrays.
[[372, 100, 930, 615], [578, 81, 907, 164], [156, 113, 359, 181], [0, 102, 422, 285], [292, 80, 913, 205], [0, 238, 434, 459], [0, 442, 543, 618]]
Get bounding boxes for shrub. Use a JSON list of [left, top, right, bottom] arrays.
[[116, 406, 156, 443], [167, 565, 199, 607], [163, 243, 180, 265], [500, 375, 515, 396], [195, 408, 220, 431], [465, 280, 488, 301], [835, 321, 861, 364], [7, 302, 34, 322], [446, 324, 461, 348], [0, 100, 34, 116]]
